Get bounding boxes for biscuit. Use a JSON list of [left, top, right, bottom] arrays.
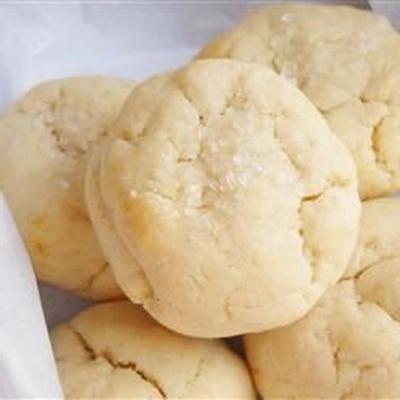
[[198, 5, 400, 199], [51, 301, 255, 399], [245, 198, 400, 399], [86, 59, 360, 337], [0, 77, 134, 299]]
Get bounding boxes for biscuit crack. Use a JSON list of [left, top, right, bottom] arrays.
[[177, 71, 246, 126], [70, 325, 166, 398], [180, 356, 206, 397], [343, 255, 396, 282], [352, 256, 400, 323], [299, 179, 342, 283], [103, 356, 167, 399], [370, 115, 394, 178], [79, 262, 109, 293], [271, 118, 302, 178], [333, 345, 341, 384], [13, 102, 79, 157], [259, 32, 280, 72], [302, 192, 324, 203], [70, 325, 97, 361], [43, 90, 88, 158]]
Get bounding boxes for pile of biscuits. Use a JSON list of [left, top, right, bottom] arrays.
[[1, 4, 400, 398]]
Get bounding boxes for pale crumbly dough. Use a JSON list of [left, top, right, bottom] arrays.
[[86, 59, 360, 337], [0, 77, 134, 299], [245, 198, 400, 399], [51, 301, 255, 399], [198, 5, 400, 199]]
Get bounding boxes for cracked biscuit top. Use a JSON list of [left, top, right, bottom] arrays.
[[245, 198, 400, 399], [51, 301, 255, 399], [86, 59, 360, 337], [198, 5, 400, 199], [0, 77, 134, 299]]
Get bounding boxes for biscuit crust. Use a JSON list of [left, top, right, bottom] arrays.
[[0, 77, 134, 299], [86, 60, 360, 337], [51, 301, 255, 398], [198, 5, 400, 199], [245, 199, 400, 399]]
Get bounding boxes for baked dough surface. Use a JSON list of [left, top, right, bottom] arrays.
[[0, 77, 134, 299], [86, 59, 360, 337], [51, 301, 255, 399], [245, 198, 400, 399], [198, 5, 400, 199]]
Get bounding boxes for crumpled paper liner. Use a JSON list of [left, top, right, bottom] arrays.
[[0, 194, 61, 398]]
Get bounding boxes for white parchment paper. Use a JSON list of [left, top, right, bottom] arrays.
[[0, 195, 61, 398], [0, 0, 397, 397]]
